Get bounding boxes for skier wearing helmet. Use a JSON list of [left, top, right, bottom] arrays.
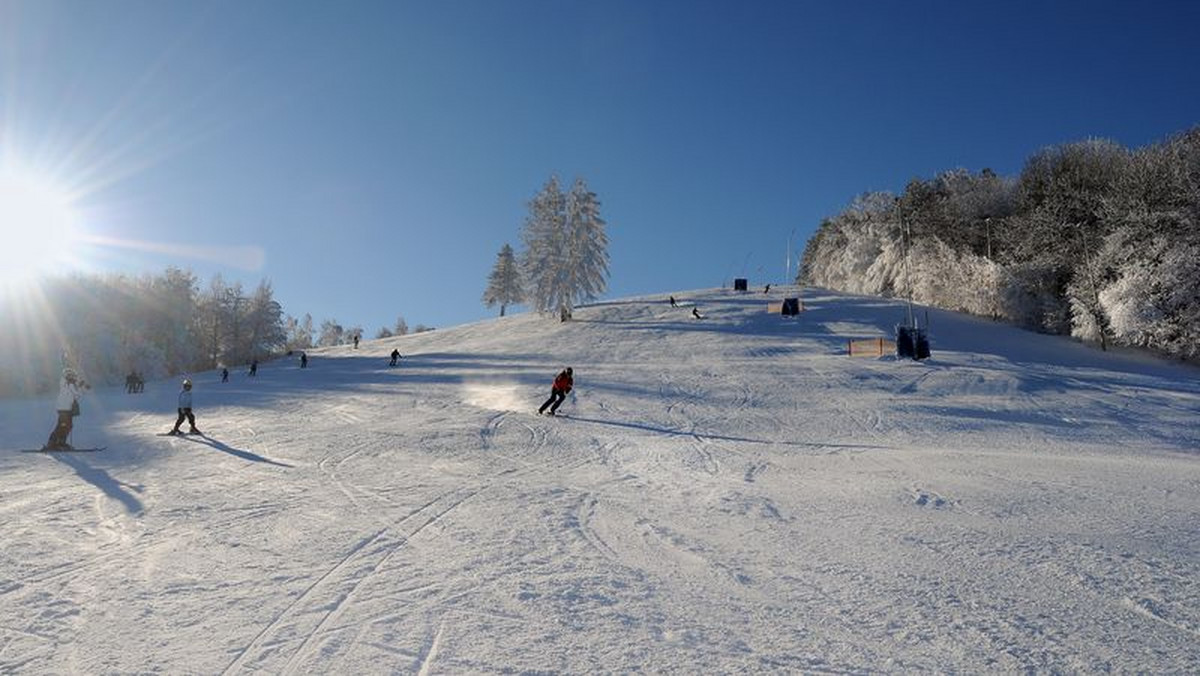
[[43, 367, 89, 450], [538, 367, 574, 416], [168, 379, 201, 436]]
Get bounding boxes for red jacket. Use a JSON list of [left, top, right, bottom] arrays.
[[553, 372, 573, 392]]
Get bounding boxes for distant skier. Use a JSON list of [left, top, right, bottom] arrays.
[[43, 368, 89, 451], [248, 359, 258, 377], [538, 367, 574, 416], [389, 349, 401, 367], [167, 379, 200, 436], [300, 352, 308, 368], [764, 284, 771, 294], [669, 295, 678, 308], [692, 307, 704, 319], [353, 334, 360, 349], [221, 368, 229, 383]]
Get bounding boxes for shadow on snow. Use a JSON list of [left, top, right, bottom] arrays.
[[50, 453, 145, 515], [174, 434, 293, 468]]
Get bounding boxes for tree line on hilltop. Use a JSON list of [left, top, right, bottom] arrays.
[[799, 126, 1200, 360]]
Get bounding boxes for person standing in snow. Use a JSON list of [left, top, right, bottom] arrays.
[[168, 379, 201, 436], [692, 307, 704, 319], [300, 352, 308, 368], [389, 349, 401, 367], [353, 334, 360, 349], [669, 295, 678, 307], [538, 367, 574, 416], [43, 368, 89, 450], [221, 367, 229, 383], [248, 359, 258, 377]]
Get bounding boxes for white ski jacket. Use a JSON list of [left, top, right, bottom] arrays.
[[55, 377, 82, 412]]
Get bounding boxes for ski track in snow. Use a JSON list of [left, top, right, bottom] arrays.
[[3, 286, 1200, 672]]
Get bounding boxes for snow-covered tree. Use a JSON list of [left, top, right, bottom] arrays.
[[197, 275, 236, 366], [317, 319, 344, 347], [0, 269, 286, 395], [285, 313, 314, 351], [375, 326, 394, 339], [394, 316, 409, 336], [482, 243, 524, 316], [244, 280, 287, 359], [800, 126, 1200, 359], [562, 178, 610, 308], [520, 176, 610, 318], [521, 176, 568, 315]]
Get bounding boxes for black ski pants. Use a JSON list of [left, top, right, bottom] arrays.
[[172, 407, 197, 432], [539, 388, 567, 414], [46, 410, 73, 447]]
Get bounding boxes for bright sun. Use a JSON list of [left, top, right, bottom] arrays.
[[0, 169, 81, 286]]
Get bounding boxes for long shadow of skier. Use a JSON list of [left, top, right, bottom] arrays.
[[563, 415, 891, 451], [176, 435, 293, 468], [51, 453, 144, 515]]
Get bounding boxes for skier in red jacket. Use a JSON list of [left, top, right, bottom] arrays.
[[538, 367, 574, 416]]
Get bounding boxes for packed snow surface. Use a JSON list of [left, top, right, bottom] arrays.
[[2, 287, 1199, 673]]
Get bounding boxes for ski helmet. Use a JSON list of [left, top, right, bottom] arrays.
[[566, 367, 573, 376], [183, 379, 192, 389]]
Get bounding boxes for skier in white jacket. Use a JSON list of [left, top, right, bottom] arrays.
[[43, 368, 88, 450], [167, 379, 201, 436]]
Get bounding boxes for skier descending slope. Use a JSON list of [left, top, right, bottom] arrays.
[[167, 379, 202, 436], [538, 367, 574, 416]]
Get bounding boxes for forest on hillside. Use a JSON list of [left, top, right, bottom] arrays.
[[0, 270, 302, 396], [799, 126, 1200, 360]]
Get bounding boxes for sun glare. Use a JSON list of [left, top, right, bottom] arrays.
[[0, 170, 81, 286]]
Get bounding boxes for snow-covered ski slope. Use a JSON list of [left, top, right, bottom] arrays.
[[2, 286, 1199, 673]]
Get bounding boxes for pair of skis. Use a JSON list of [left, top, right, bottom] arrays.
[[21, 446, 106, 453], [20, 429, 203, 453]]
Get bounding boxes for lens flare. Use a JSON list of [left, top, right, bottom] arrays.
[[0, 169, 81, 287]]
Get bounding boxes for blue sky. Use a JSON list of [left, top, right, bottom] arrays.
[[2, 0, 1198, 332]]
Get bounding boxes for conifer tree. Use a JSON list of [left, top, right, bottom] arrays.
[[520, 175, 610, 318], [482, 243, 525, 316], [522, 176, 567, 315], [563, 178, 609, 309]]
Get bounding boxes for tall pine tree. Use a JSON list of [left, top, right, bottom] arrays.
[[482, 243, 524, 316], [521, 175, 610, 318], [563, 178, 609, 310], [521, 176, 568, 315]]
